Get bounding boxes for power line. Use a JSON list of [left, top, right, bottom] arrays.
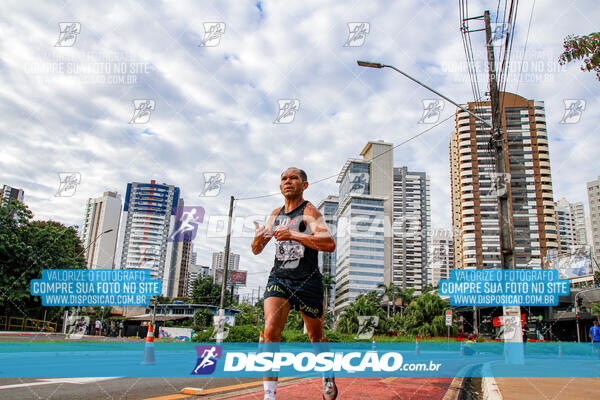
[[236, 113, 455, 202], [515, 0, 535, 93]]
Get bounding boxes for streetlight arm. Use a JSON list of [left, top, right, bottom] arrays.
[[356, 60, 492, 128]]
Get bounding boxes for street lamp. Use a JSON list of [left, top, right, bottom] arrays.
[[77, 228, 114, 261], [356, 60, 492, 128]]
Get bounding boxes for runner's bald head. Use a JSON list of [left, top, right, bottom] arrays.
[[282, 167, 307, 182]]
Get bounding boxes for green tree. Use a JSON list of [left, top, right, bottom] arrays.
[[336, 291, 386, 334], [190, 276, 232, 307], [559, 32, 600, 81], [377, 282, 397, 318], [592, 303, 600, 322], [0, 200, 85, 319], [192, 308, 214, 330], [284, 309, 304, 331], [235, 302, 264, 326], [400, 293, 452, 336], [395, 288, 416, 317]]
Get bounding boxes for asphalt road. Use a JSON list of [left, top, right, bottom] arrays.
[[0, 377, 261, 399]]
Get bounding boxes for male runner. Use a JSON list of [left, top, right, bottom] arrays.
[[252, 167, 338, 400]]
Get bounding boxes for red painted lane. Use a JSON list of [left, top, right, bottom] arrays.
[[229, 377, 453, 399]]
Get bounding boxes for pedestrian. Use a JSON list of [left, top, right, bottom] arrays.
[[252, 167, 338, 400], [590, 320, 600, 358], [95, 319, 102, 336]]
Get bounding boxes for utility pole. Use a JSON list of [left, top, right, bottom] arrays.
[[216, 195, 235, 343], [484, 10, 515, 270], [483, 10, 522, 360]]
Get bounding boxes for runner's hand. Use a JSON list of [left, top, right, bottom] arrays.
[[273, 225, 293, 241], [253, 221, 272, 240]]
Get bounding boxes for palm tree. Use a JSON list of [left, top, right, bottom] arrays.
[[395, 288, 416, 317], [322, 274, 336, 312], [377, 283, 397, 319]]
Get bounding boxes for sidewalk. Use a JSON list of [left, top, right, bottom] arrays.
[[493, 378, 600, 400], [217, 377, 454, 400]]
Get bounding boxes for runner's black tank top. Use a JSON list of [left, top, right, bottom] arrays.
[[270, 200, 320, 280]]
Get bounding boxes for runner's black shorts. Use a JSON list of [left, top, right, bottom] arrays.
[[263, 273, 324, 319]]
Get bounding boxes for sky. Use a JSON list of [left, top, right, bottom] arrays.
[[1, 0, 598, 300]]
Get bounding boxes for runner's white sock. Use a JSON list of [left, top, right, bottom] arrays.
[[264, 381, 277, 399]]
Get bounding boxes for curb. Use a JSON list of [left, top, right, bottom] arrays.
[[441, 375, 465, 400], [481, 363, 502, 400]]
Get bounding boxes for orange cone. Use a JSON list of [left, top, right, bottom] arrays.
[[141, 322, 156, 365], [371, 336, 376, 352], [258, 331, 264, 352], [415, 338, 420, 355]]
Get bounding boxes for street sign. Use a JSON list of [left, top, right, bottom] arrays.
[[445, 310, 452, 326]]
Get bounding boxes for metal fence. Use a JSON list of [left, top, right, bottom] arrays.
[[0, 316, 57, 332]]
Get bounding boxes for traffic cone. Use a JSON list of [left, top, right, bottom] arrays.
[[258, 331, 264, 352], [141, 322, 156, 365], [371, 336, 377, 352], [415, 338, 420, 355], [558, 343, 563, 358], [460, 340, 465, 356]]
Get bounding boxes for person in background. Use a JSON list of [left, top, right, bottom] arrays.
[[589, 320, 600, 358]]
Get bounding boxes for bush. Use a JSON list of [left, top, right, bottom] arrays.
[[192, 309, 213, 331], [192, 324, 262, 342]]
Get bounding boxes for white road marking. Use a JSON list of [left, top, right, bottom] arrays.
[[0, 377, 119, 390]]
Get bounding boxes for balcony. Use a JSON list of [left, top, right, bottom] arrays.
[[460, 155, 472, 162], [539, 160, 551, 168]]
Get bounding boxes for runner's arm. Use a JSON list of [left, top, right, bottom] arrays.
[[274, 202, 335, 252], [251, 207, 280, 255]]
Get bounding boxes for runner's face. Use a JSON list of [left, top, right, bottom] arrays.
[[280, 169, 308, 198]]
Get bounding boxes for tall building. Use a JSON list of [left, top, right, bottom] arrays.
[[81, 191, 122, 268], [450, 92, 558, 269], [1, 185, 24, 206], [114, 180, 181, 297], [317, 195, 339, 311], [211, 251, 240, 280], [186, 264, 210, 297], [587, 176, 600, 259], [317, 195, 339, 276], [428, 229, 453, 287], [334, 141, 392, 315], [172, 236, 192, 298], [554, 198, 587, 254], [392, 167, 431, 292]]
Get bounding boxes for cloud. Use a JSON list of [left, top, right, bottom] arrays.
[[1, 0, 598, 298]]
